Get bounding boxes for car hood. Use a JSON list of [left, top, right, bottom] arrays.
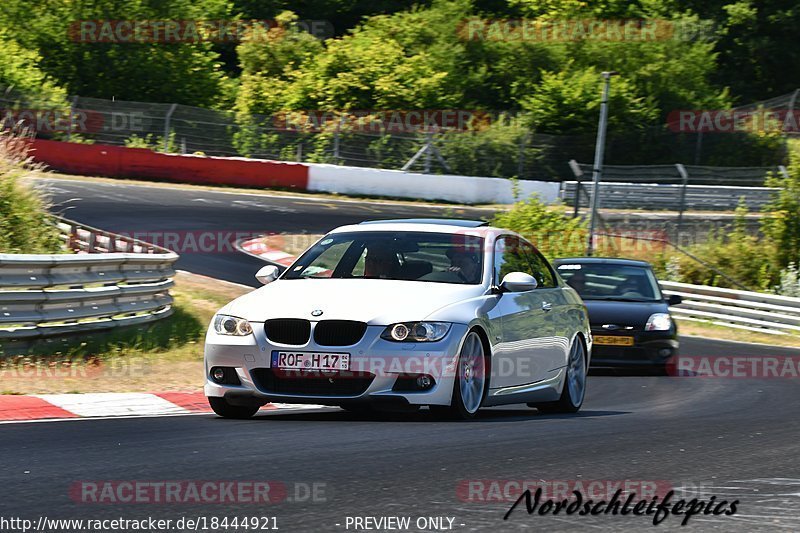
[[582, 299, 668, 328], [220, 278, 487, 324]]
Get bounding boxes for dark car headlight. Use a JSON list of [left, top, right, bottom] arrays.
[[381, 322, 451, 342], [645, 313, 672, 331]]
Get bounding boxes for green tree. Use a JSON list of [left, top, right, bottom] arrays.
[[0, 30, 67, 105], [0, 0, 234, 107], [762, 139, 800, 270]]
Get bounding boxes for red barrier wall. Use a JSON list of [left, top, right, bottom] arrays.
[[28, 139, 309, 189]]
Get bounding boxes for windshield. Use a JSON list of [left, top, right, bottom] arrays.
[[282, 231, 485, 284], [556, 262, 663, 302]]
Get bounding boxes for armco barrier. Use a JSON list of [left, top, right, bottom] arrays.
[[661, 281, 800, 336], [28, 139, 560, 205], [562, 181, 777, 211], [0, 217, 179, 344]]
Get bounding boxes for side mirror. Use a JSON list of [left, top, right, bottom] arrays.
[[666, 294, 683, 306], [255, 264, 280, 285], [499, 272, 538, 292]]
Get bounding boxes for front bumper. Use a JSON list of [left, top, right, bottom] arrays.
[[204, 323, 469, 407], [589, 329, 678, 367]]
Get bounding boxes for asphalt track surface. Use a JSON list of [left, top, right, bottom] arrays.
[[1, 177, 798, 532], [33, 177, 494, 286]]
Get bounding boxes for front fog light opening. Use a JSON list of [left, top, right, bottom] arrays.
[[416, 375, 432, 389], [210, 366, 241, 385], [392, 373, 436, 392]]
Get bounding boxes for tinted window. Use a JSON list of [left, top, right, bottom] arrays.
[[556, 263, 662, 301], [494, 236, 533, 285], [519, 240, 556, 288]]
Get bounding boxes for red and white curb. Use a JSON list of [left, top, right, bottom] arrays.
[[238, 237, 297, 266], [0, 392, 325, 423]]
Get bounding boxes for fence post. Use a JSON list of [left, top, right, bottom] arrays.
[[568, 159, 584, 218], [333, 118, 341, 162], [517, 132, 528, 178], [67, 96, 78, 142], [675, 163, 690, 244], [693, 131, 703, 165], [424, 130, 433, 174], [163, 103, 177, 153]]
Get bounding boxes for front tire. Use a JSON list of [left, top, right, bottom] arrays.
[[434, 330, 489, 420], [208, 396, 260, 419], [529, 337, 587, 414]]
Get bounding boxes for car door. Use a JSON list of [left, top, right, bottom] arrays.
[[489, 236, 560, 390], [519, 239, 571, 377]]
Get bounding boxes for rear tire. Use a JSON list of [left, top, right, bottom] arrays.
[[208, 396, 260, 419], [434, 330, 489, 420], [529, 337, 587, 414]]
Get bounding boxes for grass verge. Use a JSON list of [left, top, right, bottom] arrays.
[[675, 318, 800, 349]]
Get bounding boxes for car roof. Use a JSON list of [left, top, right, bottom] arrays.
[[553, 257, 653, 268], [330, 219, 502, 236], [359, 218, 488, 228]]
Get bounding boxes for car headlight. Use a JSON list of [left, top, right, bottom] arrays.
[[213, 314, 253, 336], [645, 313, 672, 331], [381, 322, 451, 342]]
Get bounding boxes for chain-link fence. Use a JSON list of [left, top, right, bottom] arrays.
[[1, 85, 796, 181]]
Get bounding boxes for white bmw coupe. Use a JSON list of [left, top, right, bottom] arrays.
[[205, 219, 591, 419]]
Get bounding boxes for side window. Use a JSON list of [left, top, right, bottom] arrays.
[[494, 236, 534, 285], [520, 240, 556, 288]]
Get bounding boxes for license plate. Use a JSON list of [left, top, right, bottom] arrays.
[[271, 351, 350, 371], [593, 335, 635, 346]]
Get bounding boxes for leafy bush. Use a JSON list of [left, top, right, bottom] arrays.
[[0, 132, 62, 253], [761, 139, 800, 270], [491, 195, 587, 258], [664, 202, 777, 290], [778, 264, 800, 298]]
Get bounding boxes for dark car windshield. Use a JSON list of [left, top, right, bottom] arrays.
[[556, 263, 662, 301], [282, 231, 485, 284]]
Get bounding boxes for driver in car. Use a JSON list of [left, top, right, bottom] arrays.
[[364, 246, 401, 279], [446, 248, 481, 283], [618, 276, 648, 298]]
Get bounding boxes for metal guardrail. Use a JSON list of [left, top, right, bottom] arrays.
[[661, 281, 800, 336], [562, 181, 778, 211], [0, 217, 179, 342]]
